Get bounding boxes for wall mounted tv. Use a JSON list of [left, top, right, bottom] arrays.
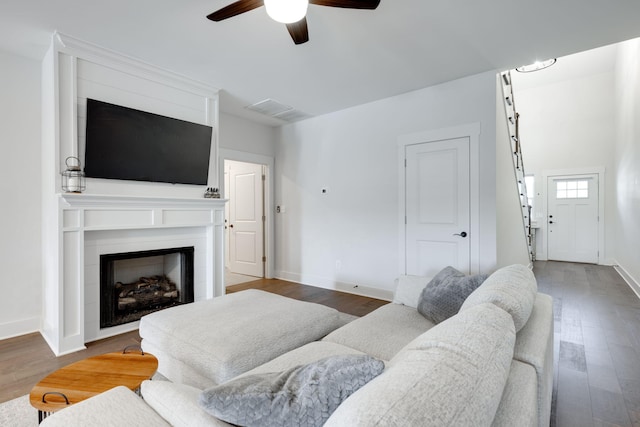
[[84, 98, 213, 185]]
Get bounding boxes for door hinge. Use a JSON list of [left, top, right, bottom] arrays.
[[262, 256, 266, 262], [404, 159, 407, 167], [262, 174, 266, 181], [405, 216, 407, 225], [262, 215, 266, 222]]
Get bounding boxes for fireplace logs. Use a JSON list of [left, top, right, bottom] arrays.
[[116, 275, 180, 311], [100, 247, 194, 328]]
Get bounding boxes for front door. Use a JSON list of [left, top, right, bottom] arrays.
[[405, 137, 471, 276], [547, 174, 599, 263], [227, 160, 265, 277]]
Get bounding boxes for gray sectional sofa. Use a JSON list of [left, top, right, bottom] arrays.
[[40, 264, 553, 427]]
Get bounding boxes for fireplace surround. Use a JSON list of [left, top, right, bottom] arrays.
[[42, 194, 226, 356]]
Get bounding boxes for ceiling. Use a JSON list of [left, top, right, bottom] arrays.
[[511, 43, 620, 91], [1, 0, 640, 126]]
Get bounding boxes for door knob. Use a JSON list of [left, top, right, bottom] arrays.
[[453, 231, 468, 238], [229, 224, 234, 228], [549, 221, 554, 224]]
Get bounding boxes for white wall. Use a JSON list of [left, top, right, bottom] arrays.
[[218, 113, 277, 278], [496, 75, 531, 267], [613, 39, 640, 289], [513, 70, 616, 263], [0, 50, 42, 339], [218, 113, 276, 157], [274, 71, 498, 298]]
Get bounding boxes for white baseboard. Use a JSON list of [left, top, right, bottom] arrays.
[[613, 263, 640, 300], [276, 270, 393, 302], [0, 316, 40, 341]]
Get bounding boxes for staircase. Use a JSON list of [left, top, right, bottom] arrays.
[[500, 71, 534, 263]]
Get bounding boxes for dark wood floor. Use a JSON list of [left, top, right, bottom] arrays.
[[1, 264, 639, 427], [535, 261, 640, 427], [225, 278, 389, 317], [0, 330, 141, 403]]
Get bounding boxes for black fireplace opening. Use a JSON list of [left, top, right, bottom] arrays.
[[100, 247, 195, 328]]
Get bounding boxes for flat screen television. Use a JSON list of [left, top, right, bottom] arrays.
[[84, 98, 212, 185]]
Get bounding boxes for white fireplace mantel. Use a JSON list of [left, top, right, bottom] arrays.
[[60, 192, 227, 213], [59, 194, 227, 234], [42, 194, 226, 356]]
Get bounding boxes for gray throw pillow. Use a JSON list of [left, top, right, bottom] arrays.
[[199, 354, 385, 427], [417, 266, 488, 324]]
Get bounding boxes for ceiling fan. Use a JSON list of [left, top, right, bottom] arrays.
[[207, 0, 381, 45]]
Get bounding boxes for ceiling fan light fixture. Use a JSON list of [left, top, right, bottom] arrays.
[[264, 0, 309, 24], [515, 58, 557, 73]]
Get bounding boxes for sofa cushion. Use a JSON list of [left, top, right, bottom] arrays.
[[142, 381, 232, 427], [392, 274, 432, 308], [40, 386, 170, 427], [323, 303, 435, 360], [461, 264, 537, 331], [142, 342, 367, 427], [324, 303, 516, 427], [241, 341, 370, 376], [139, 289, 346, 386], [199, 355, 384, 427], [141, 340, 216, 390], [513, 293, 554, 427], [492, 360, 538, 427], [417, 266, 488, 324]]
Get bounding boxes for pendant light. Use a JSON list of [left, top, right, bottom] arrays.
[[515, 59, 557, 73]]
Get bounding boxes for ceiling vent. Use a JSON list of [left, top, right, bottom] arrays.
[[245, 98, 312, 123], [273, 109, 313, 122]]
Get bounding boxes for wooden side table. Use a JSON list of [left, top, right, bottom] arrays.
[[29, 347, 158, 423]]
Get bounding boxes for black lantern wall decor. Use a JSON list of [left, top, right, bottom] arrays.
[[61, 156, 86, 193]]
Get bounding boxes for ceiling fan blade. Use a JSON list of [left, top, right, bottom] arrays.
[[286, 18, 309, 45], [207, 0, 264, 21], [309, 0, 380, 9]]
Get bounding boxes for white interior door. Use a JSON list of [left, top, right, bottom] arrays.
[[227, 160, 264, 277], [405, 137, 471, 276], [547, 174, 599, 263]]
